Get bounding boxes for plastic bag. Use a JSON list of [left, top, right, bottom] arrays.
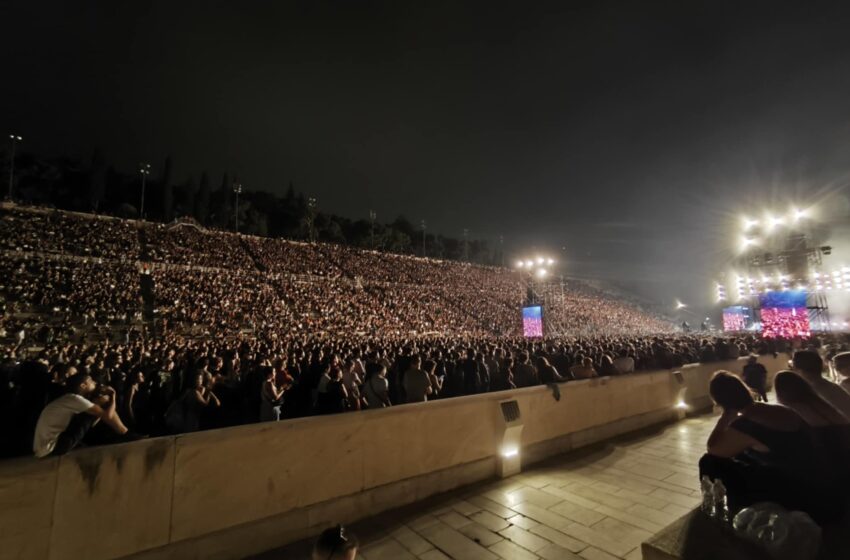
[[731, 502, 821, 560]]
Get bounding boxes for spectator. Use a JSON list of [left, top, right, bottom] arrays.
[[570, 357, 598, 379], [742, 355, 768, 402], [792, 350, 850, 417], [312, 525, 358, 560], [260, 366, 286, 422], [513, 352, 538, 388], [537, 357, 566, 383], [165, 372, 220, 433], [363, 363, 391, 408], [33, 373, 130, 457], [833, 352, 850, 394], [700, 371, 842, 523], [613, 348, 635, 374], [403, 356, 433, 403]]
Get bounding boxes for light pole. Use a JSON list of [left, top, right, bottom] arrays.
[[420, 219, 427, 257], [307, 196, 317, 242], [369, 209, 377, 250], [138, 163, 151, 218], [232, 182, 243, 233], [7, 134, 22, 200]]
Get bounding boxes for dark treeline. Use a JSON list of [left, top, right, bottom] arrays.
[[2, 150, 504, 265]]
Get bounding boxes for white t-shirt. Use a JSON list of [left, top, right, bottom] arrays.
[[33, 394, 95, 458], [613, 357, 635, 374], [364, 375, 389, 408]]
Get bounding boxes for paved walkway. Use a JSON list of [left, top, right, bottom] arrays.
[[261, 414, 714, 560]]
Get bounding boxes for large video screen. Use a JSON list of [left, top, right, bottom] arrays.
[[759, 290, 810, 338], [522, 305, 544, 338], [722, 306, 751, 332]]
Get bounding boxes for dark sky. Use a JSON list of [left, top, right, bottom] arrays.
[[3, 1, 850, 316]]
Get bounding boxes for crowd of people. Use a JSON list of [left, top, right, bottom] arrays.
[[2, 204, 802, 463]]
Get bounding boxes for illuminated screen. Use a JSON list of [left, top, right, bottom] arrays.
[[759, 290, 810, 338], [722, 306, 751, 332], [522, 305, 544, 338]]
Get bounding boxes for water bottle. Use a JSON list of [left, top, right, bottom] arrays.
[[700, 475, 715, 517], [714, 479, 729, 523]]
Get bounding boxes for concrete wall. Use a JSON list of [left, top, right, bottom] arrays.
[[0, 355, 789, 560]]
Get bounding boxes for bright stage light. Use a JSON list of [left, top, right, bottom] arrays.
[[742, 217, 758, 231], [740, 237, 757, 250], [525, 260, 534, 267], [536, 268, 548, 278], [546, 258, 554, 265], [515, 261, 525, 268], [792, 208, 808, 221], [536, 257, 544, 265], [676, 300, 686, 309]]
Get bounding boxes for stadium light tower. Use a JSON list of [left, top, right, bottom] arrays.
[[138, 163, 151, 218], [7, 134, 22, 200], [514, 255, 555, 278], [232, 182, 243, 233]]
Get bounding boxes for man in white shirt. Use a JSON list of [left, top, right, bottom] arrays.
[[33, 373, 130, 458], [613, 349, 635, 374], [403, 356, 433, 403], [792, 350, 850, 418]]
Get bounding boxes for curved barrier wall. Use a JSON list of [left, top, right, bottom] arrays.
[[0, 355, 788, 560]]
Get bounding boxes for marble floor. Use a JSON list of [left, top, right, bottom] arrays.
[[259, 413, 714, 560]]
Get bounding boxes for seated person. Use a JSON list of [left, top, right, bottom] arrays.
[[33, 373, 130, 457], [312, 525, 358, 560], [700, 371, 843, 524], [774, 370, 850, 472], [570, 356, 598, 379], [792, 350, 850, 418], [833, 352, 850, 395]]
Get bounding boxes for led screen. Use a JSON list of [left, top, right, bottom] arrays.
[[522, 305, 544, 338], [759, 290, 810, 338], [722, 306, 751, 332]]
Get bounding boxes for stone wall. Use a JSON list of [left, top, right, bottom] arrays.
[[0, 355, 789, 560]]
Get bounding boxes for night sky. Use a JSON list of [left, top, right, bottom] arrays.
[[3, 1, 850, 317]]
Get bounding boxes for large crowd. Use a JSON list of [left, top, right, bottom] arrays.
[[3, 204, 828, 463]]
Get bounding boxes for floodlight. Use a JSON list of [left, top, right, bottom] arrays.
[[536, 268, 547, 278], [740, 237, 757, 251], [675, 300, 686, 309], [742, 217, 758, 231], [546, 258, 554, 265], [536, 257, 544, 265], [515, 261, 525, 268], [792, 208, 807, 221]]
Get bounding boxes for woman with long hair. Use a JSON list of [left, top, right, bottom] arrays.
[[700, 371, 842, 523]]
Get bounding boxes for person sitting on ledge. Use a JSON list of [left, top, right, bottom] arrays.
[[774, 370, 850, 474], [699, 371, 843, 524], [791, 350, 850, 418], [32, 373, 132, 457], [834, 352, 850, 395], [312, 525, 358, 560]]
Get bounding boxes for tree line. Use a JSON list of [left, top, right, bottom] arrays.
[[3, 149, 504, 265]]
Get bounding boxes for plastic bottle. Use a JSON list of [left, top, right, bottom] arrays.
[[714, 479, 729, 523], [700, 475, 715, 517]]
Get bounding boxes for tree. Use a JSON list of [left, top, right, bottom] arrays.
[[196, 171, 211, 224], [181, 176, 196, 218], [160, 156, 173, 222], [87, 149, 106, 211], [210, 172, 230, 228]]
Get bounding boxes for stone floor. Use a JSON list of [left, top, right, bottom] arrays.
[[258, 413, 714, 560]]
